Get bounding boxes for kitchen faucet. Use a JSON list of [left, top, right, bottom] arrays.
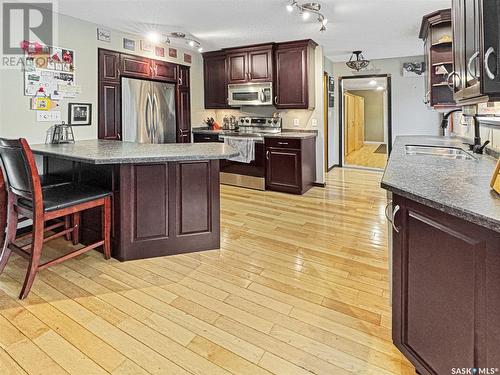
[[463, 114, 490, 154], [440, 109, 462, 136]]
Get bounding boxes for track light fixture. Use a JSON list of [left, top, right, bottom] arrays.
[[286, 1, 328, 32], [145, 31, 203, 53]]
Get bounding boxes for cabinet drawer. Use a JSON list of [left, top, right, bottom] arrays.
[[193, 133, 220, 143], [265, 138, 301, 149]]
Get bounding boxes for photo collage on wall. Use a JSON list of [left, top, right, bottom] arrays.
[[23, 43, 79, 99]]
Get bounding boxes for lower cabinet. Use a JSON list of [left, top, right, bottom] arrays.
[[391, 194, 500, 374], [265, 137, 316, 194], [193, 133, 220, 143]]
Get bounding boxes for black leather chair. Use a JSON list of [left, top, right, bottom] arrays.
[[0, 138, 112, 299]]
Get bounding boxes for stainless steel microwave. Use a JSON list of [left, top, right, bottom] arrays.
[[227, 82, 273, 106]]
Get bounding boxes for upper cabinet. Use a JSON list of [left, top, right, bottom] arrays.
[[226, 44, 274, 84], [275, 40, 317, 109], [121, 53, 152, 79], [202, 39, 316, 110], [152, 60, 177, 82], [451, 0, 500, 103], [419, 9, 457, 108], [203, 51, 230, 109]]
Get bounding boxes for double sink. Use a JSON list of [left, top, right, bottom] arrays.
[[405, 145, 476, 160]]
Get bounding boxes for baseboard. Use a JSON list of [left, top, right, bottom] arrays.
[[327, 164, 336, 172], [313, 182, 327, 188]]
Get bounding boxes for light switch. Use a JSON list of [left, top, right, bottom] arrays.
[[311, 119, 318, 128], [293, 118, 300, 127]]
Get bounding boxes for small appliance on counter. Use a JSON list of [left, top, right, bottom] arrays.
[[51, 122, 75, 144]]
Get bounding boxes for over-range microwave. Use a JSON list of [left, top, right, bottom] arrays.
[[227, 82, 273, 106]]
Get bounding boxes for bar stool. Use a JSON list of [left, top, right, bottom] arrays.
[[0, 138, 112, 299]]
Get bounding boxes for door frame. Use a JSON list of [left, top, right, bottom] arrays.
[[323, 71, 329, 172], [338, 74, 392, 167]]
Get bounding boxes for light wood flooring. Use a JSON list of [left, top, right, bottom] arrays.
[[0, 168, 416, 375], [345, 144, 387, 169]]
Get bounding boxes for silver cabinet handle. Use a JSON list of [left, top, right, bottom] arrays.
[[178, 77, 182, 86], [277, 141, 289, 145], [446, 71, 461, 91], [150, 66, 154, 75], [266, 150, 270, 160], [116, 133, 121, 140], [423, 90, 430, 104], [485, 47, 496, 80], [385, 201, 401, 233], [274, 96, 278, 105], [467, 51, 480, 79]]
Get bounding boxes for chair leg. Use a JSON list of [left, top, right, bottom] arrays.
[[19, 218, 44, 299], [0, 198, 18, 274], [72, 212, 80, 246], [101, 197, 111, 260], [64, 215, 71, 241]]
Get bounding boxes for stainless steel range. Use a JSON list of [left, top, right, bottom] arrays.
[[219, 116, 282, 190]]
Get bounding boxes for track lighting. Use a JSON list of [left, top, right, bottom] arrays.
[[146, 31, 161, 43], [285, 1, 329, 32], [197, 47, 203, 53], [188, 40, 195, 47], [144, 31, 203, 53]]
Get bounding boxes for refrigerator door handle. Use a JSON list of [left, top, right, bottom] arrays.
[[145, 93, 153, 142], [152, 92, 159, 142]]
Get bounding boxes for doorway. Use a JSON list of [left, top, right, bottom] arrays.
[[338, 75, 392, 170]]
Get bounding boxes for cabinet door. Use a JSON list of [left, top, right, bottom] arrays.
[[121, 54, 152, 79], [152, 60, 177, 82], [481, 0, 500, 94], [204, 53, 230, 108], [227, 52, 248, 84], [178, 65, 190, 89], [248, 49, 273, 82], [98, 82, 121, 140], [452, 0, 466, 97], [392, 196, 500, 374], [99, 49, 120, 82], [275, 46, 308, 109], [265, 147, 301, 192], [176, 88, 191, 143], [464, 0, 481, 90]]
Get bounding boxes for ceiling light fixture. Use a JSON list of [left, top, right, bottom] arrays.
[[144, 31, 203, 53], [286, 1, 329, 32], [376, 86, 384, 91], [346, 51, 370, 71], [369, 80, 377, 86]]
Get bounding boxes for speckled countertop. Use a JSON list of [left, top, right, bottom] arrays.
[[381, 136, 500, 233], [192, 128, 317, 139], [31, 140, 239, 165]]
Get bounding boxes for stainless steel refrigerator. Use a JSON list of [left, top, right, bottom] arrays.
[[122, 78, 176, 143]]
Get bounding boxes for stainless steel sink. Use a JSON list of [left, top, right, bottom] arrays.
[[405, 145, 476, 160]]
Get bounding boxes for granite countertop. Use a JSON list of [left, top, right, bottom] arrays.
[[192, 127, 317, 139], [31, 140, 239, 165], [381, 136, 500, 233]]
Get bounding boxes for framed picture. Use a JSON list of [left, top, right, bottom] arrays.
[[184, 53, 192, 63], [123, 38, 135, 51], [169, 48, 177, 58], [402, 61, 425, 77], [97, 28, 111, 42], [328, 93, 334, 108], [68, 103, 92, 126], [328, 76, 334, 92], [140, 40, 153, 52], [155, 46, 165, 57]]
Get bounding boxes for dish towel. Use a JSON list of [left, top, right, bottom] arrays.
[[224, 136, 255, 163]]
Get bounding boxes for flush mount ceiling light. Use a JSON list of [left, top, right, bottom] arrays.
[[346, 51, 370, 71], [146, 31, 203, 52], [286, 1, 329, 32]]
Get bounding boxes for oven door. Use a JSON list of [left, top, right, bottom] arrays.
[[228, 84, 272, 106]]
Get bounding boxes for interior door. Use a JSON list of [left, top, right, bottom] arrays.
[[344, 94, 355, 156]]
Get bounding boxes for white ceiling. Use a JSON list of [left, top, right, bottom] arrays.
[[50, 0, 450, 61]]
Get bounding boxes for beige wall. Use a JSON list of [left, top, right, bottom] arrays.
[[349, 90, 385, 143], [0, 11, 204, 144]]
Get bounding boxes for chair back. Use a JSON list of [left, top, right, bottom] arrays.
[[0, 138, 42, 202]]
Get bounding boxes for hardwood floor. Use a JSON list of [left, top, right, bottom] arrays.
[[345, 144, 387, 169], [0, 168, 416, 375]]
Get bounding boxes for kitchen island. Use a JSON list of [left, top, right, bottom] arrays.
[[29, 140, 238, 261], [381, 136, 500, 374]]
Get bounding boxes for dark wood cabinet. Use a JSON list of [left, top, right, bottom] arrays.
[[193, 133, 220, 143], [451, 0, 500, 102], [121, 53, 152, 79], [203, 51, 230, 109], [98, 49, 191, 143], [391, 195, 500, 374], [98, 82, 121, 140], [265, 137, 316, 194], [226, 45, 273, 84], [275, 40, 316, 109], [152, 60, 177, 82], [419, 9, 457, 108], [99, 50, 120, 82]]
